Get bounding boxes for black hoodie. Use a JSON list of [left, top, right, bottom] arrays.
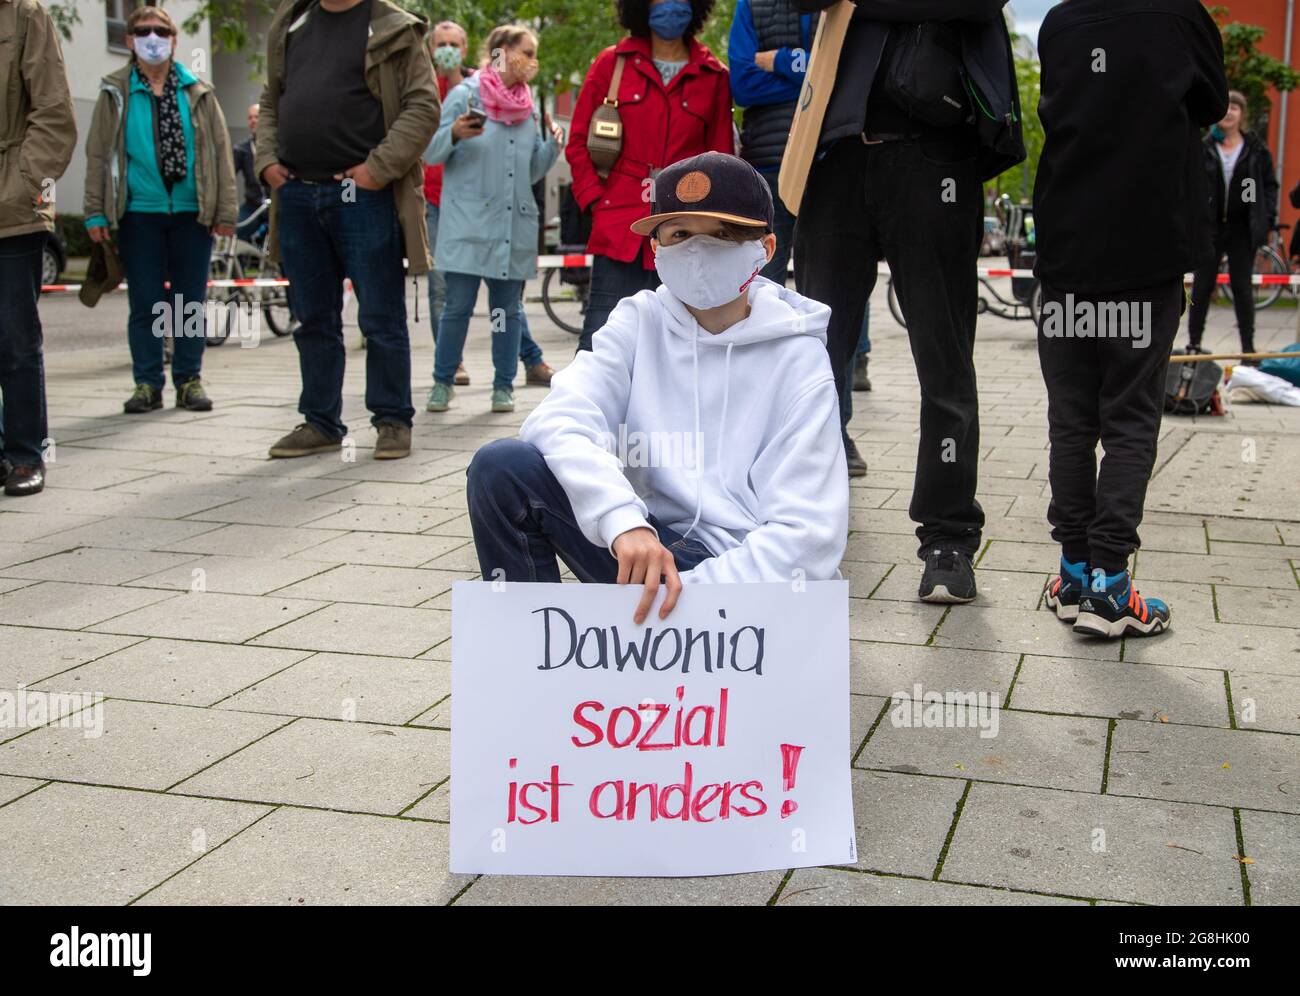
[[1033, 0, 1228, 294]]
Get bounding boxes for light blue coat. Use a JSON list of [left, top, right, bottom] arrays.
[[425, 75, 559, 281]]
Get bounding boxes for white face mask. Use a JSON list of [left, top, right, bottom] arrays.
[[134, 32, 173, 66], [654, 235, 768, 310]]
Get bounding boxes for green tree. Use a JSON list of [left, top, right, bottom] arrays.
[[1207, 6, 1300, 134]]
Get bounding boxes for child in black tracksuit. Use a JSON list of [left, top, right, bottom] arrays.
[[1032, 0, 1228, 638]]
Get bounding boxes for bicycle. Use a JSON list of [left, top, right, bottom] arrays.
[[207, 200, 297, 345], [540, 243, 591, 335], [1217, 223, 1289, 311]]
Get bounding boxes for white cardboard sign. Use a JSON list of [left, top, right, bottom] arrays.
[[450, 580, 855, 877]]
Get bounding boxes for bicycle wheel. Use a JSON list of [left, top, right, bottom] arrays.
[[206, 255, 238, 346], [1252, 246, 1286, 310], [541, 268, 585, 335], [257, 260, 297, 337], [887, 278, 907, 329]]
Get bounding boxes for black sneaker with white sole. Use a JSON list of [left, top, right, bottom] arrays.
[[918, 548, 977, 604]]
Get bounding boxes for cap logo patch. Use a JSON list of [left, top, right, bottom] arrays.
[[675, 171, 711, 204]]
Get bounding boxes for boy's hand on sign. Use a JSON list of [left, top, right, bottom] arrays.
[[613, 527, 682, 624]]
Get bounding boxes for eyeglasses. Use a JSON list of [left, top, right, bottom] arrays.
[[130, 25, 176, 38]]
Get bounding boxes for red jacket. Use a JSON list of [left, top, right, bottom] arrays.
[[567, 35, 733, 269]]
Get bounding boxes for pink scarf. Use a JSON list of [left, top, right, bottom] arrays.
[[477, 65, 534, 125]]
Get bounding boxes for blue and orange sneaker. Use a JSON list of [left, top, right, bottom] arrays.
[[1044, 557, 1088, 622], [1074, 570, 1171, 638]]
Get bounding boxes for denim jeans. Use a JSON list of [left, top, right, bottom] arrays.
[[795, 135, 984, 557], [466, 438, 713, 582], [116, 211, 211, 392], [577, 254, 660, 352], [760, 170, 795, 286], [424, 200, 446, 334], [841, 310, 872, 424], [437, 271, 524, 391], [276, 179, 414, 438], [0, 231, 47, 467]]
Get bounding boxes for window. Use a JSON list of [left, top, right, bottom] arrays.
[[106, 0, 144, 52]]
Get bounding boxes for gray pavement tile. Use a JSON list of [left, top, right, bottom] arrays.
[[87, 591, 328, 644], [1228, 670, 1300, 735], [849, 598, 945, 645], [859, 708, 1107, 793], [844, 770, 964, 877], [0, 626, 139, 686], [269, 563, 459, 607], [184, 496, 344, 527], [0, 581, 177, 631], [172, 718, 449, 815], [1214, 585, 1300, 629], [250, 602, 451, 657], [0, 511, 105, 543], [1238, 809, 1300, 906], [850, 641, 1020, 703], [456, 869, 786, 906], [289, 530, 468, 568], [1, 547, 199, 586], [0, 698, 286, 789], [932, 605, 1123, 661], [216, 652, 450, 724], [872, 566, 1046, 610], [0, 774, 45, 806], [1108, 721, 1300, 813], [163, 523, 347, 559], [1010, 656, 1230, 727], [1122, 617, 1300, 673], [942, 782, 1242, 905], [775, 866, 1084, 905], [124, 553, 337, 596], [1135, 550, 1297, 590], [300, 504, 463, 534], [135, 806, 470, 905], [33, 516, 222, 551], [0, 782, 270, 905]]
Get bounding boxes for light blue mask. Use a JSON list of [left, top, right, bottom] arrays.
[[649, 1, 693, 41], [134, 32, 173, 66]]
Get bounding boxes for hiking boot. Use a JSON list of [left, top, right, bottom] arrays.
[[455, 363, 471, 386], [918, 548, 977, 604], [1074, 570, 1170, 638], [1044, 557, 1088, 622], [123, 383, 162, 414], [526, 362, 554, 386], [426, 382, 454, 412], [176, 377, 213, 412], [853, 353, 872, 392], [491, 388, 515, 413], [845, 437, 867, 478], [268, 423, 342, 459], [4, 464, 44, 497], [374, 421, 411, 460]]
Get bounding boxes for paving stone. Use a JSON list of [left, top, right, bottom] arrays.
[[0, 626, 139, 686], [859, 708, 1107, 793], [0, 774, 45, 806], [33, 515, 221, 552], [1010, 656, 1230, 727], [0, 511, 105, 543], [269, 563, 459, 607], [1228, 671, 1300, 735], [843, 770, 965, 877], [87, 591, 328, 644], [290, 530, 468, 568], [1203, 518, 1285, 545], [848, 598, 945, 645], [184, 496, 344, 527], [251, 602, 451, 657], [0, 547, 199, 586], [775, 866, 1083, 905], [0, 540, 75, 569], [312, 480, 463, 508], [173, 718, 449, 815], [0, 581, 176, 631], [164, 523, 347, 559], [456, 869, 786, 906], [300, 504, 463, 534], [872, 566, 1046, 610], [851, 642, 1020, 702], [932, 605, 1122, 661], [1135, 549, 1296, 589], [125, 554, 337, 596], [1238, 810, 1300, 906], [0, 782, 270, 905], [217, 652, 450, 724], [1108, 721, 1300, 813], [30, 638, 309, 707], [135, 806, 470, 905], [1214, 585, 1300, 629], [0, 699, 285, 790], [1122, 617, 1300, 673], [941, 782, 1242, 905]]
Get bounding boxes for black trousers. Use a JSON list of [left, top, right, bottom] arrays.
[[1036, 280, 1184, 574], [794, 136, 984, 557], [1187, 219, 1255, 353], [0, 231, 48, 468]]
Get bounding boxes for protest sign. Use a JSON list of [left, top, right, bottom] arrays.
[[450, 580, 855, 877]]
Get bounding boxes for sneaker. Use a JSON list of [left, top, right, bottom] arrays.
[[526, 362, 554, 386], [845, 437, 867, 478], [491, 388, 515, 413], [918, 548, 977, 604], [1074, 570, 1171, 638], [853, 353, 872, 392], [455, 363, 471, 386], [268, 423, 342, 459], [123, 383, 162, 414], [374, 421, 411, 460], [1044, 557, 1088, 622], [176, 378, 213, 412], [426, 382, 454, 412]]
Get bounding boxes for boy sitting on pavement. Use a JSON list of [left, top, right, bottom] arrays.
[[467, 152, 848, 622]]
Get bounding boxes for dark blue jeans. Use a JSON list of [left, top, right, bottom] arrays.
[[276, 179, 414, 438], [760, 170, 795, 286], [577, 254, 660, 352], [466, 438, 712, 582], [841, 310, 872, 424], [116, 211, 211, 391], [0, 231, 47, 467], [437, 272, 524, 391]]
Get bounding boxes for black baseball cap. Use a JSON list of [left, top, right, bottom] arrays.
[[629, 151, 775, 237]]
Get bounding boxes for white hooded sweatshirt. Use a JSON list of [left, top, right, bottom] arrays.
[[519, 276, 848, 584]]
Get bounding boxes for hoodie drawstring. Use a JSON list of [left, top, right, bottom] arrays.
[[683, 333, 704, 540]]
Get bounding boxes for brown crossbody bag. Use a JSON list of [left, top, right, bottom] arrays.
[[586, 54, 627, 178]]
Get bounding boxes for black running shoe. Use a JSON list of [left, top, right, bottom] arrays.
[[918, 548, 977, 604]]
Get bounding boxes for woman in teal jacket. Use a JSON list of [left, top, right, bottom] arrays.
[[424, 23, 561, 414]]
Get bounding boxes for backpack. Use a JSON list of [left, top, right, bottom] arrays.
[[1164, 350, 1223, 416]]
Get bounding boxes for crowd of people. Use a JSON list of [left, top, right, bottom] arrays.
[[0, 0, 1293, 638]]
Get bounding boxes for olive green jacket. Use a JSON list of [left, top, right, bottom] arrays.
[[0, 0, 76, 239], [255, 0, 440, 273]]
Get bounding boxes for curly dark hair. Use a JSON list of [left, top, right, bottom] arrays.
[[616, 0, 717, 41]]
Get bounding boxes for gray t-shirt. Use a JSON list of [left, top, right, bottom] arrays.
[[652, 58, 686, 87]]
